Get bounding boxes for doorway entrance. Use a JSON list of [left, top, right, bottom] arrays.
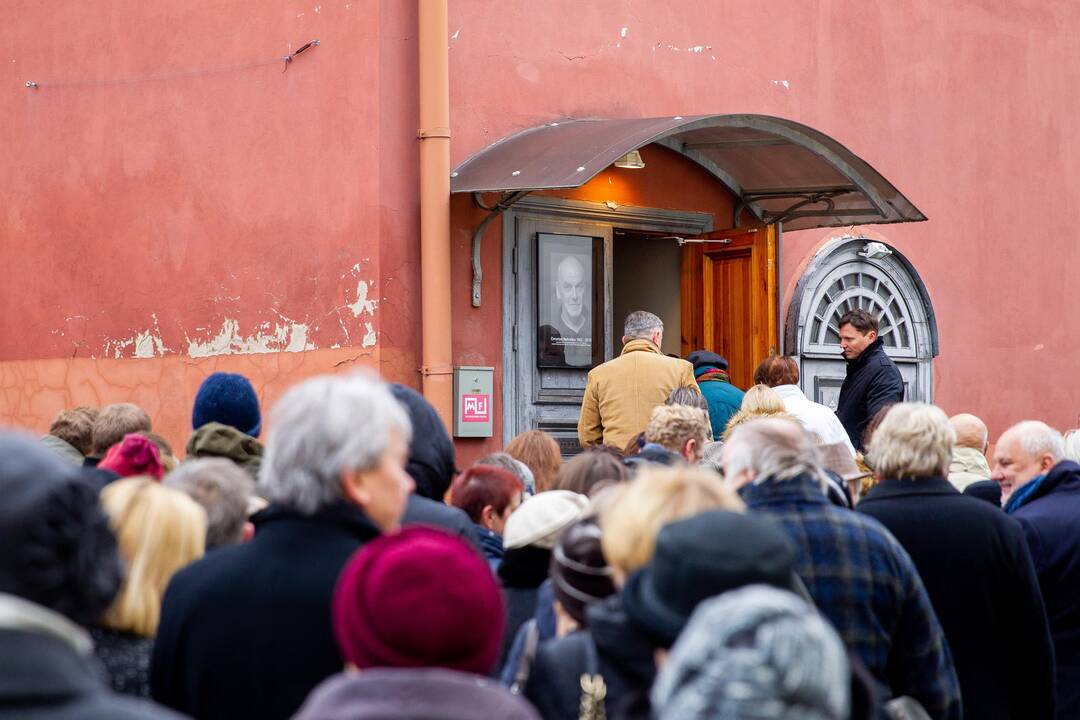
[[501, 197, 712, 450]]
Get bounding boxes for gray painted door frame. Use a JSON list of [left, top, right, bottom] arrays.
[[501, 197, 713, 449], [785, 237, 939, 409]]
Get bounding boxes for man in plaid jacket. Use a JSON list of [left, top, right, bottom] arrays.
[[722, 418, 962, 720]]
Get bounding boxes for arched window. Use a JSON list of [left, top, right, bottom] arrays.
[[786, 239, 938, 409]]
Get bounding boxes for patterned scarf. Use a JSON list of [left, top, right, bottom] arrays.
[[697, 368, 730, 383]]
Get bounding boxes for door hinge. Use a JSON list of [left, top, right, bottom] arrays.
[[512, 243, 519, 275], [512, 324, 518, 351]]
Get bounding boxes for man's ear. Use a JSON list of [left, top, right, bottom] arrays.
[[1040, 454, 1057, 473], [683, 438, 698, 462], [867, 329, 878, 343]]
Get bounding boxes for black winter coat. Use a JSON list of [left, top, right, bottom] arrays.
[[858, 477, 1055, 720], [0, 629, 183, 720], [390, 384, 457, 500], [835, 338, 904, 449], [402, 493, 481, 548], [1011, 460, 1080, 719], [524, 595, 655, 720], [149, 501, 380, 720]]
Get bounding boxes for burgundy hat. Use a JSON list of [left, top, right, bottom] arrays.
[[98, 433, 163, 480], [332, 527, 505, 675]]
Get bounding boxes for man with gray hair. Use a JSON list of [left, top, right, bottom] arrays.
[[722, 418, 961, 719], [166, 458, 257, 550], [578, 310, 697, 450], [151, 372, 413, 720], [946, 413, 991, 491], [994, 420, 1080, 717]]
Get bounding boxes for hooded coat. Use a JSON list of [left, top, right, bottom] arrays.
[[835, 338, 904, 450], [1009, 460, 1080, 719], [685, 350, 744, 441]]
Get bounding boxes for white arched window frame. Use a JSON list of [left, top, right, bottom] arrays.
[[786, 238, 938, 406]]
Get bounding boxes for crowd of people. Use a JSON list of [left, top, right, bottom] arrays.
[[2, 308, 1078, 720]]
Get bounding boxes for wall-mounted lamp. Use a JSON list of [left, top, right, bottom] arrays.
[[613, 149, 645, 169], [857, 241, 893, 260]]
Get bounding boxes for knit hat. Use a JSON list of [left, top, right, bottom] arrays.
[[192, 372, 262, 437], [0, 432, 123, 626], [651, 585, 850, 720], [622, 510, 798, 648], [332, 527, 505, 675], [98, 433, 164, 480], [502, 490, 589, 550], [549, 518, 616, 626]]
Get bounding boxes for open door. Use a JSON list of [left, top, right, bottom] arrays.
[[680, 226, 779, 390]]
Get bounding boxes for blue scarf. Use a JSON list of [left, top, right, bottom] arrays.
[[1004, 473, 1048, 514]]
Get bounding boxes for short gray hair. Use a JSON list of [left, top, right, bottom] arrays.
[[724, 418, 821, 485], [166, 458, 256, 549], [477, 452, 536, 495], [258, 373, 412, 516], [623, 310, 663, 339], [1004, 421, 1064, 463], [869, 403, 954, 479]]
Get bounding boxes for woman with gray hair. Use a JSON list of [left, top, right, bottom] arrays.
[[651, 585, 849, 720], [150, 372, 415, 720]]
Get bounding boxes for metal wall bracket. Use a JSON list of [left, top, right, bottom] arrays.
[[471, 190, 530, 307], [734, 188, 854, 227]]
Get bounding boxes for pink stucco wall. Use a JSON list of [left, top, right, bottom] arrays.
[[2, 1, 1077, 450]]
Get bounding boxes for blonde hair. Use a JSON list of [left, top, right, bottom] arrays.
[[869, 403, 955, 479], [600, 466, 743, 577], [100, 477, 207, 636], [645, 404, 710, 454], [722, 384, 797, 441]]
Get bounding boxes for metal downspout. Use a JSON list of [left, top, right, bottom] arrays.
[[418, 0, 453, 428]]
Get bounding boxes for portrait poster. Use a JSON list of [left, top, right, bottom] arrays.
[[536, 233, 603, 369]]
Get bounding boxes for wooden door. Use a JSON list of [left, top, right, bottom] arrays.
[[680, 226, 779, 390]]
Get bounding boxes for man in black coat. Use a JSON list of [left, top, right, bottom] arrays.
[[150, 374, 416, 720], [858, 404, 1055, 720], [995, 420, 1080, 719], [834, 309, 904, 450]]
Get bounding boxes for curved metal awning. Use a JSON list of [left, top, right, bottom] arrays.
[[450, 114, 925, 231]]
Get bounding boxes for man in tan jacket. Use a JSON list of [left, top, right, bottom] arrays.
[[578, 311, 698, 450]]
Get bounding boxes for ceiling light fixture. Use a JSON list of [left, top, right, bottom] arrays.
[[613, 149, 645, 169]]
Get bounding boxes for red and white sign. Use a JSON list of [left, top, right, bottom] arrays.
[[461, 394, 490, 423]]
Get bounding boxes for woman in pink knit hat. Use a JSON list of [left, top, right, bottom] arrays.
[[98, 434, 164, 481]]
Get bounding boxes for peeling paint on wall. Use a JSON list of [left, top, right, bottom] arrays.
[[347, 280, 378, 317], [185, 318, 316, 358]]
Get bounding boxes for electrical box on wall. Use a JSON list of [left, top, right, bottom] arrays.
[[453, 366, 494, 438]]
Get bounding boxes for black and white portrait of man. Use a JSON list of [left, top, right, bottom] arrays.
[[537, 234, 595, 368]]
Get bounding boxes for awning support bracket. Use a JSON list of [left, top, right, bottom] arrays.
[[471, 190, 531, 307], [734, 188, 853, 227]]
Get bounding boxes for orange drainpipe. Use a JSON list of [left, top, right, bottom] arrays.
[[418, 0, 454, 429]]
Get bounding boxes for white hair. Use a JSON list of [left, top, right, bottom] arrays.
[[725, 418, 822, 485], [258, 372, 411, 516], [1004, 421, 1064, 463], [1065, 429, 1080, 464], [869, 403, 954, 479], [623, 310, 663, 339]]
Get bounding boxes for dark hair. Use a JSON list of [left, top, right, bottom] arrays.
[[753, 356, 800, 387], [555, 448, 628, 496], [665, 387, 708, 411], [450, 465, 523, 524], [837, 308, 878, 334], [549, 518, 616, 626], [49, 406, 99, 456], [92, 403, 152, 457]]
